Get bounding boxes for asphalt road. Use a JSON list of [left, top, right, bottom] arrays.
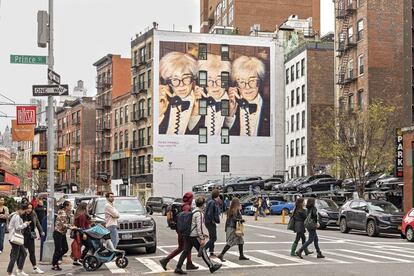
[[43, 213, 414, 276]]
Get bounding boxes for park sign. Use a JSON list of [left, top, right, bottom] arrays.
[[16, 106, 36, 125], [32, 84, 69, 96], [395, 128, 403, 177], [10, 54, 47, 65]]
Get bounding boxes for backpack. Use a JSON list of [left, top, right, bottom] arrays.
[[166, 204, 182, 230], [176, 210, 200, 237]]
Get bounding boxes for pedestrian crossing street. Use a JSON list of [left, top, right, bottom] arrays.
[[102, 246, 414, 274]]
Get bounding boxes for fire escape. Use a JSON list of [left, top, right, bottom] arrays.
[[336, 0, 357, 100]]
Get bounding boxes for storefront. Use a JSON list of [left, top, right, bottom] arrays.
[[0, 169, 21, 194]]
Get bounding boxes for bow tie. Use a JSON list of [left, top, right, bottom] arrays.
[[206, 97, 221, 111], [169, 96, 190, 112], [237, 98, 257, 114]]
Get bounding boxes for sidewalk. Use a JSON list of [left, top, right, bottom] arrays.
[[243, 214, 289, 225], [0, 233, 82, 276]]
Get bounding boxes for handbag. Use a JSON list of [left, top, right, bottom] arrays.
[[30, 231, 37, 239], [304, 211, 317, 230], [10, 230, 24, 245], [287, 216, 295, 231], [235, 221, 245, 237]]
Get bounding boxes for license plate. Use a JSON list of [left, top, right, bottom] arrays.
[[122, 234, 133, 240], [398, 225, 402, 230]]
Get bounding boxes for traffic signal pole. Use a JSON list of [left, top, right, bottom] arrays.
[[42, 0, 55, 263]]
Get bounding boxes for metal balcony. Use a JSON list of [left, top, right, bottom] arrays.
[[132, 83, 147, 95], [131, 110, 146, 122]]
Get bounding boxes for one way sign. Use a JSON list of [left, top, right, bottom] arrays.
[[48, 69, 61, 85], [32, 84, 69, 96]]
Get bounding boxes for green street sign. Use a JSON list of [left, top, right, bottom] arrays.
[[10, 55, 47, 65]]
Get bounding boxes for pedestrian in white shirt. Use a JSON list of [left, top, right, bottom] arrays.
[[105, 193, 120, 247]]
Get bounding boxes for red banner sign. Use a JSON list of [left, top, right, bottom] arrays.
[[16, 106, 36, 125]]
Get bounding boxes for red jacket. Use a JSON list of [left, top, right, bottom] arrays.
[[182, 192, 193, 212]]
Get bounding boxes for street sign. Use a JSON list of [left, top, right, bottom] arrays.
[[48, 69, 61, 85], [154, 157, 164, 162], [10, 55, 47, 65], [32, 84, 69, 96], [16, 106, 37, 125]]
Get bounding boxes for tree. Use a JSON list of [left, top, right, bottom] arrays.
[[313, 101, 398, 197], [11, 156, 32, 194]]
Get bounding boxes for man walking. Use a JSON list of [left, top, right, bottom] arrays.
[[204, 189, 221, 257], [105, 193, 120, 247]]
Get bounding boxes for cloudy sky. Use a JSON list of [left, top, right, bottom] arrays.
[[0, 0, 334, 131]]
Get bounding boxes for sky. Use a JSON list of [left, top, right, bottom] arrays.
[[0, 0, 334, 131]]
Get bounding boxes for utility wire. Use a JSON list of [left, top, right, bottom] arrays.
[[0, 92, 16, 104]]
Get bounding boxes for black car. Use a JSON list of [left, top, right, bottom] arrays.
[[294, 174, 334, 192], [263, 177, 284, 191], [224, 177, 264, 193], [298, 178, 342, 193], [375, 176, 403, 191], [146, 196, 175, 216], [281, 178, 305, 192], [338, 199, 404, 237], [304, 198, 339, 229]]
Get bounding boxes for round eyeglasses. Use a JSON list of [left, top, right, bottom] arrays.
[[168, 76, 193, 87]]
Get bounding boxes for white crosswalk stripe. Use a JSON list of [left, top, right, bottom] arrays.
[[135, 257, 166, 273], [105, 261, 129, 274], [338, 249, 412, 263], [365, 249, 414, 259], [227, 251, 276, 266], [325, 250, 380, 263], [257, 250, 313, 264]]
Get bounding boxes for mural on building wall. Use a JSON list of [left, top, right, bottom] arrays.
[[158, 41, 271, 137]]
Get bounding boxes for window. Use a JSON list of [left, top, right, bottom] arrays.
[[138, 156, 145, 174], [291, 115, 294, 132], [357, 90, 363, 110], [114, 109, 118, 126], [348, 94, 354, 113], [358, 54, 364, 75], [198, 155, 207, 172], [132, 130, 137, 147], [296, 113, 300, 130], [148, 43, 152, 60], [120, 107, 123, 125], [119, 132, 123, 149], [301, 137, 305, 155], [301, 58, 305, 76], [221, 100, 230, 116], [221, 127, 230, 144], [124, 130, 128, 149], [138, 128, 145, 147], [132, 157, 136, 174], [290, 65, 295, 81], [291, 90, 294, 107], [221, 45, 229, 61], [133, 50, 138, 66], [147, 98, 152, 116], [221, 155, 230, 172], [199, 127, 207, 143], [114, 133, 118, 151], [287, 120, 289, 134], [296, 87, 300, 104], [296, 62, 300, 79], [301, 165, 305, 177], [286, 68, 289, 84], [286, 145, 289, 159], [291, 167, 294, 178], [199, 99, 207, 115], [198, 44, 208, 60], [290, 140, 294, 157], [347, 59, 354, 79], [228, 4, 234, 23], [348, 26, 354, 44], [139, 73, 145, 90], [286, 97, 289, 110], [138, 100, 145, 118], [301, 85, 305, 102], [198, 70, 207, 87], [147, 126, 152, 145], [221, 72, 230, 88], [147, 154, 152, 173], [296, 139, 299, 156], [139, 47, 146, 63], [302, 111, 305, 128], [147, 69, 151, 88], [357, 19, 364, 41], [125, 106, 128, 123]]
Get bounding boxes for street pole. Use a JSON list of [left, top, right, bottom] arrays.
[[42, 0, 55, 263], [181, 173, 183, 197]]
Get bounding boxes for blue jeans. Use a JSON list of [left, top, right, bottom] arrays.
[[0, 222, 6, 251], [299, 229, 321, 254], [107, 225, 119, 248]]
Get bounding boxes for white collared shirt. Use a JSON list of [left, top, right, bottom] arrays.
[[166, 93, 195, 135], [239, 95, 263, 136]]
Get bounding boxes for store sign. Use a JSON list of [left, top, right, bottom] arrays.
[[16, 106, 36, 125], [396, 128, 403, 177]]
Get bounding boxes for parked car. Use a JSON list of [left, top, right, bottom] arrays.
[[339, 199, 403, 237], [224, 177, 264, 193], [402, 208, 414, 242], [263, 177, 284, 191], [89, 196, 157, 253], [298, 178, 342, 193], [269, 200, 294, 215], [341, 178, 356, 191], [375, 176, 403, 191], [304, 198, 339, 229], [146, 196, 175, 215], [294, 174, 334, 192], [280, 178, 305, 192], [240, 194, 285, 212], [271, 182, 285, 192]]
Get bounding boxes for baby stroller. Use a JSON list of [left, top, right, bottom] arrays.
[[79, 224, 128, 271]]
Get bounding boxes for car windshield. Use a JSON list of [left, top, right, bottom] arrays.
[[163, 197, 174, 203], [368, 202, 399, 213], [316, 199, 339, 211], [95, 198, 146, 215]]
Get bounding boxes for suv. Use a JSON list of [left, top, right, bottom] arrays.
[[89, 196, 157, 253], [146, 197, 175, 216], [304, 198, 339, 229], [224, 177, 264, 193], [339, 199, 403, 237]]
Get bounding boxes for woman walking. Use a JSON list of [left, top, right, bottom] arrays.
[[0, 197, 10, 254], [21, 204, 44, 274], [289, 198, 312, 256], [72, 202, 92, 266], [296, 198, 325, 259], [52, 201, 72, 271], [217, 198, 249, 262], [7, 204, 30, 276]]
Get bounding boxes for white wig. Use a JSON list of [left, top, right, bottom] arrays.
[[231, 56, 265, 81], [159, 52, 198, 80]]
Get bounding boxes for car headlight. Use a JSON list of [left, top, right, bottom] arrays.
[[319, 211, 329, 217], [143, 220, 154, 227], [379, 216, 390, 221]]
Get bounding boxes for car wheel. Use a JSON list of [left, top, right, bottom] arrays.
[[367, 220, 379, 237], [115, 256, 129, 268], [226, 186, 234, 193], [83, 255, 99, 272], [406, 227, 414, 242], [253, 186, 261, 193], [306, 187, 312, 193], [161, 207, 167, 216], [146, 245, 157, 254], [340, 217, 350, 233]]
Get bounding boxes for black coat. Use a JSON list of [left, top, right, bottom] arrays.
[[307, 206, 318, 223], [293, 208, 306, 234]]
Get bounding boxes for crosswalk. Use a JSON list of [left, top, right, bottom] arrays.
[[100, 247, 414, 274]]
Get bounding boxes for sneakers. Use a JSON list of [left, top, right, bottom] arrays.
[[317, 253, 325, 259], [209, 263, 222, 273], [51, 266, 62, 271], [16, 271, 29, 276], [8, 273, 16, 276], [174, 268, 187, 275], [159, 258, 168, 271], [33, 267, 44, 274], [217, 254, 226, 262], [186, 263, 199, 270], [209, 253, 217, 258], [239, 255, 250, 261], [0, 250, 3, 254], [73, 260, 82, 266]]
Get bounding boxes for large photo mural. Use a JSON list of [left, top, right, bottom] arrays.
[[158, 41, 271, 137]]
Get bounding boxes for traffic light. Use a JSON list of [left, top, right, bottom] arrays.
[[32, 154, 47, 170], [57, 153, 66, 171]]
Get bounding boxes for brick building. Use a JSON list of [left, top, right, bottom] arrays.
[[55, 97, 96, 193], [285, 35, 334, 179], [93, 55, 131, 195], [0, 148, 11, 171], [335, 0, 410, 126], [200, 0, 320, 35], [403, 0, 413, 122]]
